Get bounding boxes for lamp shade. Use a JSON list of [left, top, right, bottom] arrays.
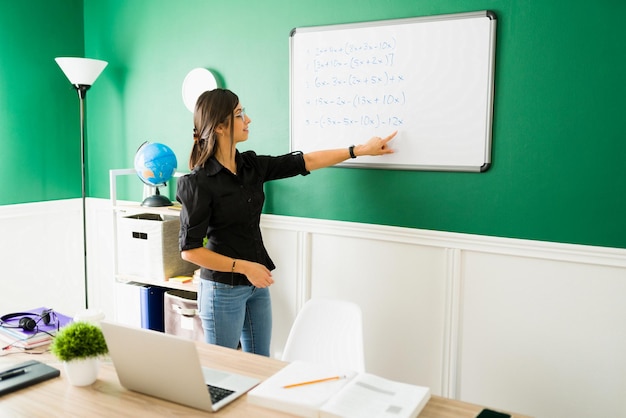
[[55, 57, 108, 86]]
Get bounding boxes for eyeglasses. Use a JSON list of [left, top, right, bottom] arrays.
[[235, 108, 246, 123]]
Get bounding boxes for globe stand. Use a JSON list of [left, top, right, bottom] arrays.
[[141, 186, 173, 207]]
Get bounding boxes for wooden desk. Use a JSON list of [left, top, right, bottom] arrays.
[[0, 343, 529, 418]]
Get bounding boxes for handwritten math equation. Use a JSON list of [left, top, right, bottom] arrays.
[[306, 114, 404, 129], [297, 36, 409, 130]]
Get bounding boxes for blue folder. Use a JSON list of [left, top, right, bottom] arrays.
[[140, 286, 167, 332]]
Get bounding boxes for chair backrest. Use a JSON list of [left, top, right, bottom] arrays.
[[281, 298, 365, 373]]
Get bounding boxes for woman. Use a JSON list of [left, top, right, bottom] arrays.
[[177, 88, 395, 356]]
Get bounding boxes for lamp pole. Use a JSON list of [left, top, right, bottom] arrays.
[[55, 58, 107, 310], [77, 84, 90, 309]]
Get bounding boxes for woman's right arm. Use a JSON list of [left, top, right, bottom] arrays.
[[303, 131, 396, 171], [181, 248, 274, 288]]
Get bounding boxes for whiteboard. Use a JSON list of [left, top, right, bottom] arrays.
[[290, 11, 497, 172]]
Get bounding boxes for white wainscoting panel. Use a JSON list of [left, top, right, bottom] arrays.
[[262, 227, 301, 358], [458, 251, 626, 418], [0, 199, 85, 316], [87, 199, 116, 321], [308, 233, 448, 390]]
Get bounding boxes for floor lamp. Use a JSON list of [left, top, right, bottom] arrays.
[[55, 57, 108, 310]]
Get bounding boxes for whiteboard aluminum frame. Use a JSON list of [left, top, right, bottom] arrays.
[[289, 10, 497, 172]]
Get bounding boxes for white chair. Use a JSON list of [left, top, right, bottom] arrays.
[[281, 298, 365, 373]]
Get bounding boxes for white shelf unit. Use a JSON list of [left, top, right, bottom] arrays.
[[109, 168, 197, 293]]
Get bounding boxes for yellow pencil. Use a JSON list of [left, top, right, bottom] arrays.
[[283, 375, 346, 389]]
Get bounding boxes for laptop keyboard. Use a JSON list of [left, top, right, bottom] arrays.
[[207, 384, 235, 404]]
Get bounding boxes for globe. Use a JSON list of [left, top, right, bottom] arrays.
[[134, 142, 178, 206]]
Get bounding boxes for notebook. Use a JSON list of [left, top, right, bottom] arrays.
[[0, 360, 60, 396], [100, 321, 260, 412], [248, 360, 431, 418]]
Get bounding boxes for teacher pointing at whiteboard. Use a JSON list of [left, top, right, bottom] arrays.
[[176, 88, 396, 356]]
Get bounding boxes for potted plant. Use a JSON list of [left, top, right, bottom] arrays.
[[50, 321, 108, 386]]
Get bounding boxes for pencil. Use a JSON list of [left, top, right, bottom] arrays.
[[283, 375, 346, 389]]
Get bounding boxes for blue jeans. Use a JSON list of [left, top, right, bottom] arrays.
[[197, 280, 272, 356]]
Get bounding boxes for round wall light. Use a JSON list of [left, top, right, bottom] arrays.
[[182, 68, 217, 112]]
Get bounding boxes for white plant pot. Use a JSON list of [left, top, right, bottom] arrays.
[[63, 357, 100, 386]]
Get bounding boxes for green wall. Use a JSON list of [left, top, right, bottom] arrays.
[[3, 1, 625, 250], [0, 1, 85, 203]]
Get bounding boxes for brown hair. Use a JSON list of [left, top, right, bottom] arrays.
[[189, 88, 239, 170]]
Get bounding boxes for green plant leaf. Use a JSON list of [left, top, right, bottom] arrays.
[[50, 322, 108, 362]]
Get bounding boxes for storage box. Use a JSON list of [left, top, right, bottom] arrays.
[[117, 213, 196, 281], [164, 290, 204, 342]]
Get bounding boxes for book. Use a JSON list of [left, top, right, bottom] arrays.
[[247, 361, 431, 418], [318, 372, 431, 418], [0, 307, 73, 349], [0, 331, 52, 349]]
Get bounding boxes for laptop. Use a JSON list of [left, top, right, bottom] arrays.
[[100, 321, 260, 412]]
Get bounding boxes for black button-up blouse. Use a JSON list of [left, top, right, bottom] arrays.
[[176, 150, 309, 286]]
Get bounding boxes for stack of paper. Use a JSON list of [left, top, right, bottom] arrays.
[[247, 360, 431, 418], [0, 307, 72, 349]]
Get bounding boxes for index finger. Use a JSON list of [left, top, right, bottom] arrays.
[[383, 131, 398, 143]]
